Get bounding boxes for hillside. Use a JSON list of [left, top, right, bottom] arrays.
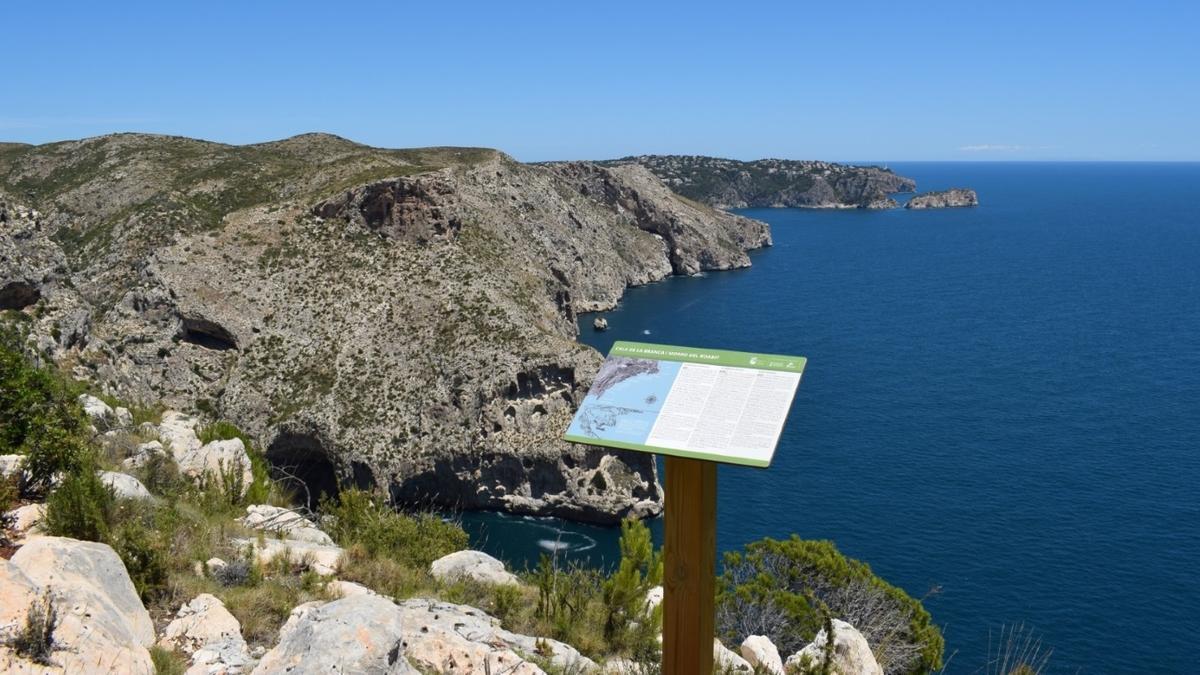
[[0, 133, 770, 523], [597, 155, 916, 209]]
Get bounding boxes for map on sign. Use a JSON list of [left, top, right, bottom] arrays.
[[564, 341, 806, 467]]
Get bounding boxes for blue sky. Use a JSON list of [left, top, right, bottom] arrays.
[[2, 1, 1197, 161]]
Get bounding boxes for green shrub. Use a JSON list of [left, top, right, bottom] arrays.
[[43, 460, 115, 542], [109, 504, 175, 601], [149, 645, 188, 675], [0, 343, 91, 495], [320, 488, 468, 568], [718, 536, 943, 674], [601, 518, 662, 659]]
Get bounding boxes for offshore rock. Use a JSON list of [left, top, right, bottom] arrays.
[[593, 316, 609, 331], [906, 188, 978, 209]]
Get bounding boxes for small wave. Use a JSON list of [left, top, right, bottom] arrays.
[[642, 329, 652, 335], [538, 539, 571, 552]]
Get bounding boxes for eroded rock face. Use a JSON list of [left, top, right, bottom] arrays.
[[0, 136, 774, 523], [2, 537, 155, 674], [906, 188, 979, 209], [786, 619, 883, 675]]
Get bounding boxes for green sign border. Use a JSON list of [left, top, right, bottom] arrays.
[[563, 341, 807, 468]]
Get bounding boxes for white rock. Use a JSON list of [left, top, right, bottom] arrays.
[[158, 411, 203, 455], [158, 593, 253, 675], [395, 598, 592, 674], [714, 638, 753, 672], [99, 471, 154, 500], [78, 394, 114, 423], [233, 537, 344, 576], [178, 439, 254, 497], [326, 579, 377, 599], [740, 635, 785, 675], [206, 557, 228, 572], [4, 503, 45, 543], [429, 550, 520, 586], [122, 440, 165, 470], [239, 504, 332, 545], [644, 585, 663, 612], [0, 454, 24, 479], [786, 619, 883, 675], [114, 406, 134, 428], [252, 595, 419, 674], [3, 537, 155, 673]]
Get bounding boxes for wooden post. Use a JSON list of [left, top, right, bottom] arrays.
[[662, 455, 718, 675]]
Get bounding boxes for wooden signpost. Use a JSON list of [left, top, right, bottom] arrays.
[[565, 341, 806, 674]]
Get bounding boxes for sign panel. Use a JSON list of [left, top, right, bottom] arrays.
[[564, 341, 806, 467]]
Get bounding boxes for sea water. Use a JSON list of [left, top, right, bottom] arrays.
[[459, 163, 1200, 673]]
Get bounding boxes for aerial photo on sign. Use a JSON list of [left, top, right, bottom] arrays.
[[565, 341, 806, 467]]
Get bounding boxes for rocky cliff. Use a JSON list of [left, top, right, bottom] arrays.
[[596, 155, 916, 209], [0, 133, 770, 523], [906, 188, 979, 209]]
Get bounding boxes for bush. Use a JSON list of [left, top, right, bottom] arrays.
[[718, 537, 943, 674], [0, 343, 92, 495], [43, 460, 115, 542], [601, 518, 662, 659], [213, 560, 254, 588], [7, 590, 57, 665], [320, 488, 468, 568], [149, 645, 188, 675], [109, 504, 176, 601]]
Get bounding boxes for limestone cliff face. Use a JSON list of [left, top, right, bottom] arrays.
[[0, 134, 770, 523], [597, 155, 916, 209]]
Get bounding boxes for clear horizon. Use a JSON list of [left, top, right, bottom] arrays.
[[3, 1, 1197, 162]]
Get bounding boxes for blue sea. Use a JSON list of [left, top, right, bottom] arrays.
[[460, 163, 1200, 673]]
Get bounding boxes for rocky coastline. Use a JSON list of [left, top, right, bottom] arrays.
[[906, 188, 979, 209]]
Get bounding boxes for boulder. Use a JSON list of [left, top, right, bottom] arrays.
[[158, 593, 253, 674], [252, 595, 418, 674], [121, 440, 165, 470], [232, 537, 344, 576], [593, 316, 609, 331], [114, 406, 134, 428], [786, 619, 883, 675], [99, 471, 154, 501], [714, 638, 753, 672], [239, 505, 333, 546], [326, 579, 378, 599], [4, 503, 46, 543], [395, 598, 594, 674], [3, 537, 155, 674], [158, 414, 253, 497], [429, 550, 520, 586], [78, 394, 114, 423], [206, 557, 228, 572], [740, 635, 784, 674], [158, 411, 203, 455]]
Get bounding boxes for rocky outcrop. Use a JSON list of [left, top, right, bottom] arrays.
[[158, 594, 254, 674], [597, 155, 916, 210], [740, 635, 785, 674], [98, 471, 153, 500], [252, 595, 418, 674], [906, 188, 978, 209], [785, 619, 883, 675], [0, 135, 773, 523], [1, 537, 155, 674], [593, 316, 609, 331], [233, 537, 344, 577], [714, 638, 753, 672], [155, 413, 253, 496], [429, 550, 520, 586], [239, 505, 333, 546]]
